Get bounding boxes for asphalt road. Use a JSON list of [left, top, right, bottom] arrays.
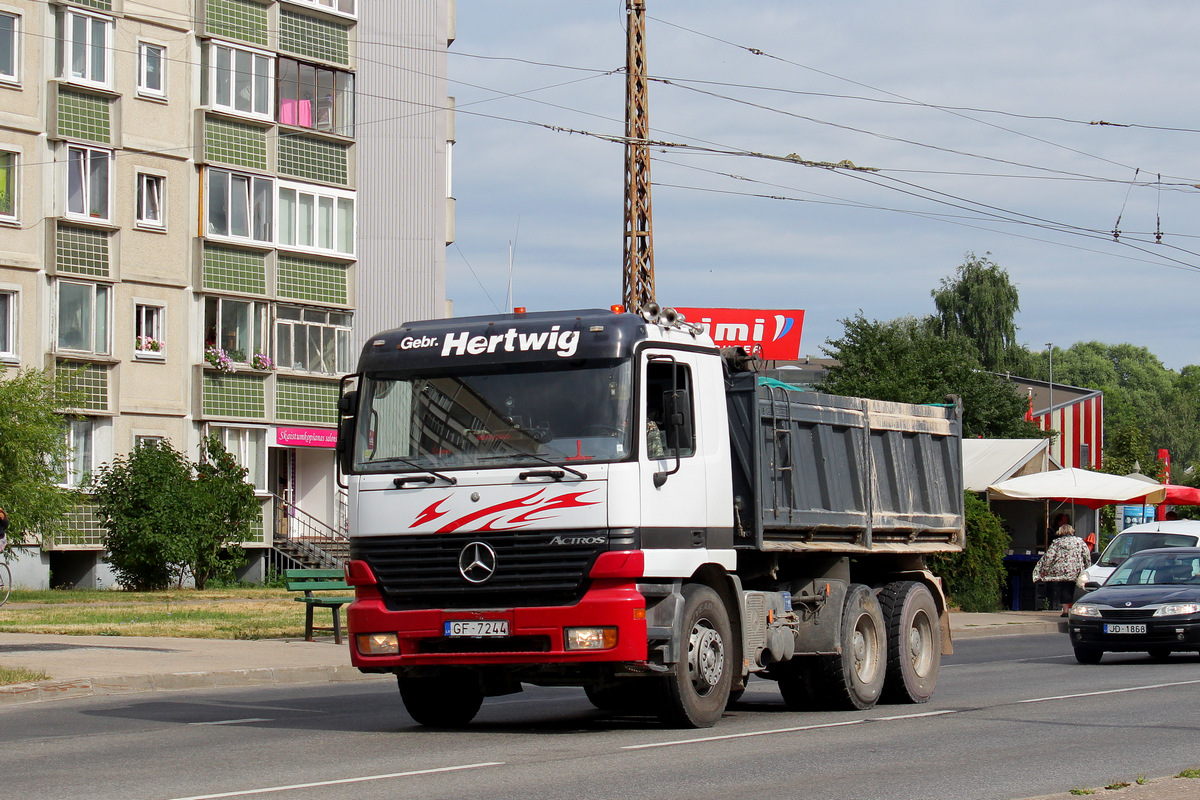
[[3, 634, 1199, 800]]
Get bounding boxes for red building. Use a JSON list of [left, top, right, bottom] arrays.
[[1008, 377, 1104, 469]]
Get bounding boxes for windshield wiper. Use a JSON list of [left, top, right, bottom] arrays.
[[370, 456, 458, 486], [480, 451, 587, 481]]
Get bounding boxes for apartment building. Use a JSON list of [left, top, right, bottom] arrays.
[[0, 0, 453, 587]]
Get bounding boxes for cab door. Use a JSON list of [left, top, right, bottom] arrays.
[[638, 350, 708, 556]]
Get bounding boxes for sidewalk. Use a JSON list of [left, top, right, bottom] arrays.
[[0, 610, 1066, 706]]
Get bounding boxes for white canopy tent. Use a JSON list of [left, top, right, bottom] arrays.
[[987, 468, 1167, 510]]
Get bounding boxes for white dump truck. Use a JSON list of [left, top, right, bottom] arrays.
[[336, 306, 964, 728]]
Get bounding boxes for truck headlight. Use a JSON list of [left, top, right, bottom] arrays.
[[564, 627, 618, 650], [356, 633, 399, 655], [1070, 604, 1102, 618], [1154, 603, 1200, 617]]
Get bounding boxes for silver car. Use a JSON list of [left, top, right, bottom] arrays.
[[1079, 520, 1200, 591]]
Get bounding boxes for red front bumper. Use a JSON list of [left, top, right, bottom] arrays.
[[346, 574, 649, 669]]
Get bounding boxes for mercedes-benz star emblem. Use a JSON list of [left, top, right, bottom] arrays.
[[458, 541, 497, 584]]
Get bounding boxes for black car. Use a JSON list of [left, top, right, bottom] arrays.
[[1068, 547, 1200, 664]]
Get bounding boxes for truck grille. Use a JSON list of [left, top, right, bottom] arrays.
[[350, 530, 608, 610]]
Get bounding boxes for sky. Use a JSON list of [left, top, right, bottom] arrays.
[[445, 2, 1200, 370]]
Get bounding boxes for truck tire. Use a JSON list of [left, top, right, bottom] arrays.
[[1073, 645, 1103, 665], [774, 659, 822, 711], [819, 584, 885, 710], [657, 584, 733, 728], [585, 682, 657, 714], [879, 581, 940, 704], [398, 671, 484, 727]]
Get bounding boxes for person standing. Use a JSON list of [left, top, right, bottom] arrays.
[[1033, 524, 1092, 616], [0, 506, 8, 553]]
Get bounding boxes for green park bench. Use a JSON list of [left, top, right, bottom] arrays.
[[285, 568, 354, 644]]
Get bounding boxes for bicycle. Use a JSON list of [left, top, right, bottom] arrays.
[[0, 561, 9, 607]]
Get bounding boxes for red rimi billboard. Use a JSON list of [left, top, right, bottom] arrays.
[[673, 307, 805, 360]]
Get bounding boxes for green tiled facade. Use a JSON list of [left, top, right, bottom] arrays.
[[59, 361, 109, 412], [204, 117, 268, 171], [202, 373, 266, 418], [278, 256, 348, 304], [57, 500, 106, 548], [280, 10, 350, 65], [276, 378, 338, 425], [56, 226, 110, 277], [58, 91, 111, 144], [202, 245, 266, 295], [278, 137, 349, 185], [204, 0, 268, 47]]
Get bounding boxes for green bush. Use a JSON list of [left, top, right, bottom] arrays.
[[928, 492, 1010, 612]]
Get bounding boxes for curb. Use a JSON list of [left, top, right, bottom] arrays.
[[951, 620, 1066, 640], [0, 664, 388, 706]]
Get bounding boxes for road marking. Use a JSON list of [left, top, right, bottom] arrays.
[[189, 718, 270, 726], [1019, 678, 1200, 704], [165, 762, 505, 800], [622, 719, 863, 750], [868, 709, 957, 721]]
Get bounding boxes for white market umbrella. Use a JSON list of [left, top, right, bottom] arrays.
[[987, 467, 1167, 510]]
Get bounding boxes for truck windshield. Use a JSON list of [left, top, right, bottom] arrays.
[[353, 360, 633, 472]]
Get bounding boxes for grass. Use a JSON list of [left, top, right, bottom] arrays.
[[0, 588, 311, 640], [0, 666, 51, 685]]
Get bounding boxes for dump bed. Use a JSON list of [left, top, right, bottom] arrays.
[[725, 371, 965, 554]]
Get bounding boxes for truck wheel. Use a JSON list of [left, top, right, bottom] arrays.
[[879, 581, 940, 704], [1073, 646, 1103, 665], [398, 671, 484, 727], [820, 584, 886, 710], [585, 682, 656, 714], [658, 584, 733, 728], [774, 659, 822, 711]]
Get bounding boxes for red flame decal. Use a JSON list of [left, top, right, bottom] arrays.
[[411, 488, 601, 533]]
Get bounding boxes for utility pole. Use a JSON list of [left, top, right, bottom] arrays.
[[622, 0, 655, 313]]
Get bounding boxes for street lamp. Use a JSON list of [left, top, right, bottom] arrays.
[[1046, 343, 1054, 423]]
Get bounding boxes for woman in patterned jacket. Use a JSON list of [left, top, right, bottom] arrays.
[[1033, 524, 1092, 616]]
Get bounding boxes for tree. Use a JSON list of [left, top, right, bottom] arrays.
[[932, 253, 1021, 371], [92, 437, 252, 590], [0, 368, 78, 550], [92, 442, 195, 590], [819, 313, 1043, 439], [927, 492, 1010, 612], [190, 436, 255, 590]]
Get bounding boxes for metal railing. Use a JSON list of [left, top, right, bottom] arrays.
[[270, 492, 349, 569]]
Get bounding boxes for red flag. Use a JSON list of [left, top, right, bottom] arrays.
[[1024, 389, 1034, 422]]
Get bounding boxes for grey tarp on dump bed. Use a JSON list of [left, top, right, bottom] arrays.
[[725, 372, 964, 554]]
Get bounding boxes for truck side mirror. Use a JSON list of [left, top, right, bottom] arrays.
[[662, 389, 694, 452], [335, 389, 358, 480]]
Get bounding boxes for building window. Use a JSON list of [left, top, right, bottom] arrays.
[[136, 173, 165, 228], [134, 434, 164, 450], [211, 426, 266, 491], [137, 42, 165, 97], [277, 57, 354, 137], [56, 7, 111, 88], [64, 417, 94, 488], [0, 290, 15, 359], [275, 306, 352, 374], [66, 146, 111, 221], [287, 0, 356, 17], [134, 303, 165, 355], [206, 168, 272, 243], [204, 41, 273, 119], [277, 181, 354, 256], [57, 280, 110, 355], [204, 296, 266, 363], [0, 12, 18, 83], [0, 151, 15, 220]]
